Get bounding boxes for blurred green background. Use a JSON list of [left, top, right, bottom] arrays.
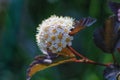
[[0, 0, 120, 80]]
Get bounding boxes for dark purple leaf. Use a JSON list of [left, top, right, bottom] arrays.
[[109, 1, 120, 22], [93, 16, 120, 53], [104, 64, 120, 80], [69, 17, 96, 35], [77, 17, 96, 27], [109, 1, 120, 15]]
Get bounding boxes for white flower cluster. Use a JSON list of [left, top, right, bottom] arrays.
[[118, 9, 120, 21], [36, 15, 74, 54]]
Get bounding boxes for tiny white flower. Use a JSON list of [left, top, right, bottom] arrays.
[[54, 43, 58, 48], [118, 9, 120, 13], [117, 9, 120, 21], [117, 13, 120, 16], [118, 18, 120, 22], [68, 42, 72, 46], [36, 15, 74, 55], [61, 40, 67, 48], [58, 47, 62, 51]]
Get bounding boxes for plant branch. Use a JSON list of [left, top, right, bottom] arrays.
[[112, 53, 116, 64], [73, 59, 109, 67], [68, 46, 86, 59], [68, 46, 109, 67]]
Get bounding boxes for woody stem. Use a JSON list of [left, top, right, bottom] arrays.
[[112, 53, 116, 64], [68, 46, 109, 67], [68, 46, 86, 59], [74, 59, 109, 67]]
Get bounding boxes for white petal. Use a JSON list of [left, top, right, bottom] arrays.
[[117, 13, 120, 16], [53, 43, 58, 48], [118, 18, 120, 21], [49, 46, 53, 50], [70, 36, 73, 40], [68, 42, 72, 46], [52, 50, 57, 53], [43, 59, 52, 63], [54, 39, 60, 43], [41, 49, 48, 55], [118, 9, 120, 12], [47, 37, 51, 42], [62, 43, 67, 48], [58, 47, 62, 51]]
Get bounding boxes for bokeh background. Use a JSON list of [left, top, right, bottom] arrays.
[[0, 0, 120, 80]]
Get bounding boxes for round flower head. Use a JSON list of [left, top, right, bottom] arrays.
[[36, 15, 74, 55]]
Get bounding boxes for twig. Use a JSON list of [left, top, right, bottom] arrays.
[[112, 53, 116, 64], [73, 59, 109, 67], [68, 46, 109, 67], [68, 46, 86, 59]]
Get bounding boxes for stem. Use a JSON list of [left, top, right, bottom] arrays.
[[68, 46, 109, 67], [73, 59, 109, 67], [68, 46, 86, 59], [85, 60, 109, 67], [112, 53, 116, 64]]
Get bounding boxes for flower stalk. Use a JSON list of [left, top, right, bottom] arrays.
[[68, 46, 109, 67]]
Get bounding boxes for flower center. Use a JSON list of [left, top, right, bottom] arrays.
[[58, 33, 63, 40]]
